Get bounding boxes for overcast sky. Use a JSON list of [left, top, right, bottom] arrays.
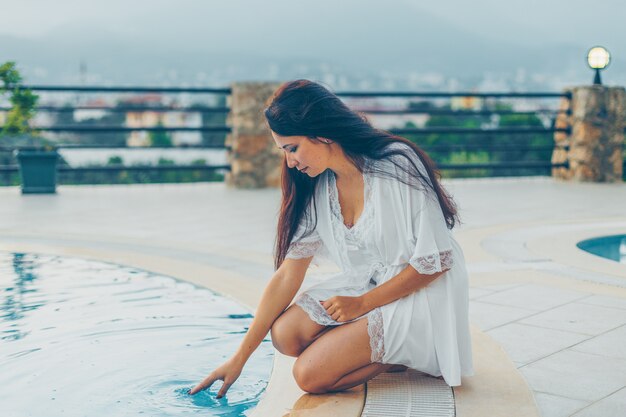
[[1, 0, 624, 86], [2, 0, 623, 48]]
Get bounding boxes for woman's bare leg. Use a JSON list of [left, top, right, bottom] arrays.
[[325, 363, 407, 391], [326, 362, 393, 391], [292, 316, 389, 394], [270, 303, 333, 357]]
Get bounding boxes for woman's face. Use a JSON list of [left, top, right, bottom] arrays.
[[271, 131, 332, 177]]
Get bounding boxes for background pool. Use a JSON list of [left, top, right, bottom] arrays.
[[577, 235, 626, 264], [0, 252, 272, 417]]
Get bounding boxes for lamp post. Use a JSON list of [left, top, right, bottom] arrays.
[[587, 46, 610, 85]]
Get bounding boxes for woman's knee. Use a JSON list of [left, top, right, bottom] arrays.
[[292, 358, 331, 394], [270, 315, 305, 357]]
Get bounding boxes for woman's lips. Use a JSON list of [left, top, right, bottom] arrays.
[[300, 167, 308, 173]]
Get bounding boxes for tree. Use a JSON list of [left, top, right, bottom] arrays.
[[148, 121, 173, 147], [498, 113, 549, 159], [0, 62, 42, 186], [0, 61, 39, 136], [401, 105, 489, 178]]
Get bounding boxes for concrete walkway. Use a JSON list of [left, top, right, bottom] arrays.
[[1, 176, 625, 417]]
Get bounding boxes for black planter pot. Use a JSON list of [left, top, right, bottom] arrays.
[[15, 149, 59, 194]]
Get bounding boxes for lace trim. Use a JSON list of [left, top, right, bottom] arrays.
[[345, 200, 374, 246], [286, 240, 323, 259], [327, 173, 350, 269], [294, 293, 338, 326], [409, 249, 454, 275], [328, 169, 375, 253], [367, 308, 385, 363]]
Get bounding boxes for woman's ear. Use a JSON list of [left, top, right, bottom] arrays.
[[309, 136, 332, 144]]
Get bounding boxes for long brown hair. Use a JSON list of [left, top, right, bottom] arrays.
[[265, 79, 460, 270]]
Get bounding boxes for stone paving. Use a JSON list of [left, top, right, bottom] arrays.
[[1, 176, 625, 417]]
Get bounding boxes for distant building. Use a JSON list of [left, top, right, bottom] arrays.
[[74, 98, 109, 122], [123, 94, 202, 147], [124, 94, 162, 147], [162, 111, 202, 146], [347, 98, 429, 129], [451, 95, 482, 111]]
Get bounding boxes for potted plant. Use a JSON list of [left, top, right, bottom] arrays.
[[1, 61, 58, 194]]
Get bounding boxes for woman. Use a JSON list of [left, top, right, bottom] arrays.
[[189, 79, 473, 398]]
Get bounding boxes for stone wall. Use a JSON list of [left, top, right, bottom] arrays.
[[552, 86, 625, 182], [225, 82, 283, 188]]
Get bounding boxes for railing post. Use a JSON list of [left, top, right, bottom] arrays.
[[552, 86, 625, 182], [226, 82, 282, 188]]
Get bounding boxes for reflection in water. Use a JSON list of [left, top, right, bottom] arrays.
[[1, 253, 40, 341], [0, 252, 272, 417]]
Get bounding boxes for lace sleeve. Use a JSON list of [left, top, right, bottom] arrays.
[[286, 240, 322, 260], [285, 208, 323, 260], [409, 249, 454, 275]]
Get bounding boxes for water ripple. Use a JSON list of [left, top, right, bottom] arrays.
[[0, 252, 272, 417]]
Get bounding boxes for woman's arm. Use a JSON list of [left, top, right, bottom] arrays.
[[322, 265, 448, 322], [361, 264, 448, 311], [231, 256, 312, 364], [189, 256, 313, 396]]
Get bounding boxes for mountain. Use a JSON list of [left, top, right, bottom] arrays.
[[1, 1, 622, 88]]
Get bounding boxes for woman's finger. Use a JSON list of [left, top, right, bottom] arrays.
[[324, 297, 337, 307], [216, 380, 233, 399], [189, 374, 218, 395]]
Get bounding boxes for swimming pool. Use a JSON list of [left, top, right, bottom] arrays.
[[577, 235, 626, 264], [0, 252, 272, 417]]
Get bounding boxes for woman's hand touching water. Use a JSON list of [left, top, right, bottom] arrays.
[[322, 295, 370, 322], [188, 355, 245, 398], [186, 257, 312, 399]]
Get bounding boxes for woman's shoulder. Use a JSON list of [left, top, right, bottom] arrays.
[[373, 141, 426, 173], [369, 141, 434, 191], [385, 141, 414, 153]]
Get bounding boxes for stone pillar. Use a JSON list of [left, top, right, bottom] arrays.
[[552, 86, 625, 182], [225, 82, 283, 188]]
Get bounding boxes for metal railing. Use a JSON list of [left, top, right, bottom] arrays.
[[0, 105, 229, 113], [25, 126, 231, 133], [335, 91, 569, 98], [336, 89, 570, 174], [0, 85, 231, 185], [0, 85, 574, 185]]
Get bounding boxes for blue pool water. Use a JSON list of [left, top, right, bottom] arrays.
[[577, 235, 626, 264], [0, 252, 272, 417]]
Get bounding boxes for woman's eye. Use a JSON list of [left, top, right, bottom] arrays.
[[289, 147, 298, 153]]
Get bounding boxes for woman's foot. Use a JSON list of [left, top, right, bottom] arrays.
[[385, 365, 408, 373]]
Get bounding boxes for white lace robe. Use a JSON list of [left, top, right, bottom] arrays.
[[285, 142, 474, 387]]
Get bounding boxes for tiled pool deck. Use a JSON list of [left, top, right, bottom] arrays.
[[1, 176, 626, 417]]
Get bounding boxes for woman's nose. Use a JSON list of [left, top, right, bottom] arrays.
[[285, 154, 299, 169]]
